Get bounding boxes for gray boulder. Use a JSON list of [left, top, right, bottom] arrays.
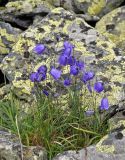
[[0, 128, 47, 160]]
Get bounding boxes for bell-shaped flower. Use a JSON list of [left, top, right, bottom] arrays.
[[94, 82, 104, 93], [58, 54, 68, 66], [30, 72, 46, 82], [100, 97, 109, 110], [37, 65, 47, 74], [64, 78, 71, 86], [82, 71, 95, 83], [68, 56, 76, 66], [70, 65, 79, 76], [50, 68, 62, 80], [76, 61, 85, 70], [33, 44, 45, 55]]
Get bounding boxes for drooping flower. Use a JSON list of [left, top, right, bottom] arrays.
[[76, 61, 85, 70], [42, 89, 49, 96], [63, 47, 72, 57], [58, 54, 68, 66], [94, 82, 104, 93], [100, 97, 109, 110], [30, 72, 46, 82], [85, 110, 94, 116], [82, 71, 95, 83], [33, 44, 45, 55], [68, 56, 76, 66], [37, 65, 47, 74], [64, 78, 71, 86], [50, 68, 62, 80], [70, 65, 79, 76], [29, 72, 38, 82]]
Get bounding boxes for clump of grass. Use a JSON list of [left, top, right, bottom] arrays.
[[0, 90, 109, 159]]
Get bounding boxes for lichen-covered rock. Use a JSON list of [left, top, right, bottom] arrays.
[[0, 7, 125, 107], [0, 0, 124, 25], [96, 6, 125, 51], [53, 127, 125, 160], [0, 0, 54, 29], [73, 0, 124, 18], [0, 22, 22, 62], [0, 128, 47, 160]]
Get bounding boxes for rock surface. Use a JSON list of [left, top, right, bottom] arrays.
[[72, 0, 124, 18], [0, 0, 124, 26], [0, 22, 22, 62], [0, 128, 47, 160], [96, 6, 125, 52], [0, 0, 54, 29]]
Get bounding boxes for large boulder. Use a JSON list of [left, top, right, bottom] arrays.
[[0, 22, 22, 62], [0, 0, 54, 29], [0, 128, 47, 160], [0, 7, 125, 107], [96, 6, 125, 51], [73, 0, 124, 18]]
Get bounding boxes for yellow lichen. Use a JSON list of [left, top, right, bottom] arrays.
[[88, 0, 106, 16], [6, 0, 54, 11], [12, 79, 34, 95], [13, 37, 35, 54], [96, 135, 115, 153], [0, 28, 17, 42]]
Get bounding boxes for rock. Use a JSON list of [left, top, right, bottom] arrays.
[[73, 0, 124, 18], [0, 0, 54, 29], [0, 128, 47, 160], [51, 0, 124, 20], [0, 7, 125, 107], [96, 6, 125, 51], [0, 22, 22, 62], [53, 128, 125, 160]]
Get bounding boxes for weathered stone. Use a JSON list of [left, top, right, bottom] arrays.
[[0, 22, 22, 62], [73, 0, 124, 18], [0, 128, 47, 160], [0, 0, 54, 29], [0, 7, 125, 108], [53, 128, 125, 160], [96, 6, 125, 51]]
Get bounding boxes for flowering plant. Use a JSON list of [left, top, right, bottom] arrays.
[[30, 41, 109, 111]]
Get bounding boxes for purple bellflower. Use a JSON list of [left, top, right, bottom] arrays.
[[82, 71, 95, 83], [70, 65, 79, 76], [58, 54, 68, 66], [76, 61, 85, 70], [33, 44, 45, 55], [50, 68, 62, 80], [94, 82, 104, 93], [64, 41, 74, 50], [64, 78, 71, 86], [37, 65, 47, 74], [30, 72, 46, 82], [100, 97, 109, 110]]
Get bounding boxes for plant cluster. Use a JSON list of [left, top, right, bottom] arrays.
[[0, 41, 109, 159]]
